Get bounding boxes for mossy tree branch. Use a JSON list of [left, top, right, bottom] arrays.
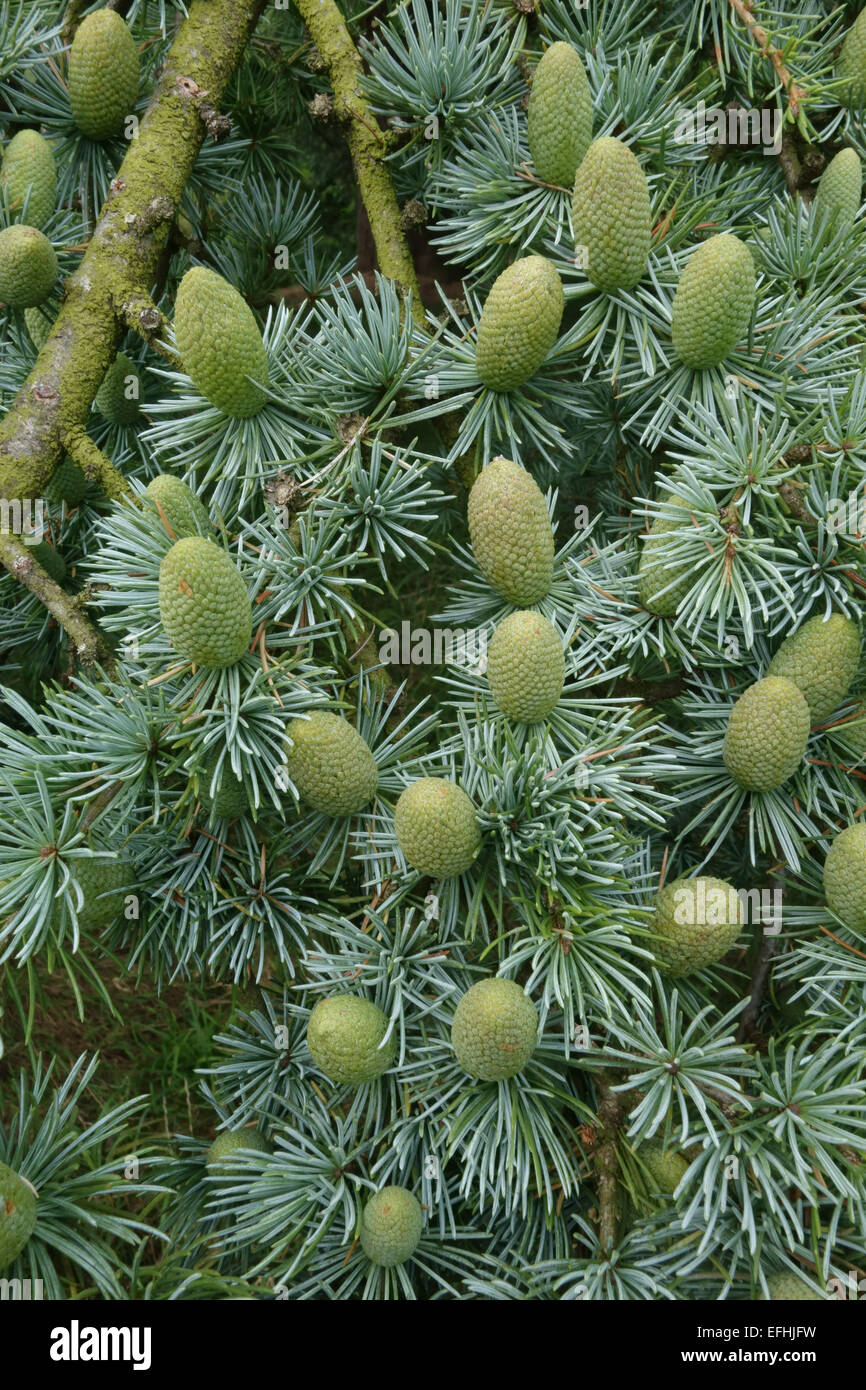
[[0, 0, 264, 504], [0, 0, 265, 657], [64, 427, 131, 501], [61, 0, 90, 43], [592, 1076, 628, 1253], [0, 534, 115, 668], [293, 0, 425, 327]]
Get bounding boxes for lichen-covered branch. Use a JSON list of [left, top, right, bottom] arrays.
[[64, 426, 131, 501], [120, 294, 174, 359], [293, 0, 425, 327], [0, 534, 114, 668], [0, 0, 264, 656], [61, 0, 90, 43], [593, 1077, 627, 1253], [0, 0, 265, 506], [737, 871, 784, 1043]]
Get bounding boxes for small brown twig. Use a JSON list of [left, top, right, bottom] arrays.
[[592, 1076, 628, 1253], [737, 868, 785, 1042], [728, 0, 808, 116]]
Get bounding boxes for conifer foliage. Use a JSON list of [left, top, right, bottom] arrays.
[[0, 0, 865, 1304]]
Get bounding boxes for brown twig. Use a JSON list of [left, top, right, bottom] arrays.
[[737, 869, 785, 1042], [592, 1077, 628, 1253], [728, 0, 808, 116]]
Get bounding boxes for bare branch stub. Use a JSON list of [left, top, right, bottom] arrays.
[[175, 76, 233, 141]]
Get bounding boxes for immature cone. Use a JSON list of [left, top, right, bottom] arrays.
[[145, 475, 212, 538], [68, 9, 140, 140], [767, 612, 861, 722], [764, 1271, 824, 1301], [527, 41, 592, 187], [467, 457, 554, 605], [813, 148, 862, 228], [652, 874, 743, 978], [822, 823, 866, 932], [198, 750, 248, 819], [839, 9, 866, 107], [24, 304, 54, 351], [722, 676, 810, 792], [394, 777, 481, 879], [0, 1162, 37, 1272], [158, 537, 253, 668], [30, 542, 66, 584], [360, 1187, 423, 1267], [671, 233, 756, 369], [0, 129, 56, 228], [637, 493, 694, 616], [486, 610, 565, 722], [837, 699, 866, 756], [65, 858, 135, 930], [451, 977, 538, 1081], [205, 1129, 270, 1169], [174, 267, 270, 417], [475, 255, 564, 392], [284, 711, 378, 816], [571, 136, 652, 292], [639, 1142, 689, 1194], [47, 457, 87, 506], [307, 995, 395, 1085], [0, 224, 57, 307], [95, 352, 141, 426]]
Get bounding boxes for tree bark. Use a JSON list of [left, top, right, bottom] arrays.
[[0, 0, 266, 507], [293, 0, 425, 326], [0, 0, 265, 663]]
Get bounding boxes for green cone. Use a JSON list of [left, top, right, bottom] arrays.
[[814, 149, 862, 228], [158, 537, 253, 669], [527, 42, 592, 187], [307, 995, 395, 1085], [467, 456, 554, 605], [571, 136, 652, 292], [360, 1187, 423, 1266], [671, 233, 756, 369], [394, 777, 481, 878], [284, 711, 378, 816], [68, 10, 140, 140], [722, 677, 810, 792], [475, 256, 564, 392], [174, 267, 270, 417], [0, 224, 57, 308], [767, 612, 861, 723], [1, 129, 56, 229], [94, 352, 141, 426], [0, 1162, 37, 1272], [451, 977, 538, 1081], [144, 474, 212, 539]]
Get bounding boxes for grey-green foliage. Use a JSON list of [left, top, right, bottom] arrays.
[[0, 0, 863, 1306]]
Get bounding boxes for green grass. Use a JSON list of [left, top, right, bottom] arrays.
[[0, 961, 240, 1140]]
